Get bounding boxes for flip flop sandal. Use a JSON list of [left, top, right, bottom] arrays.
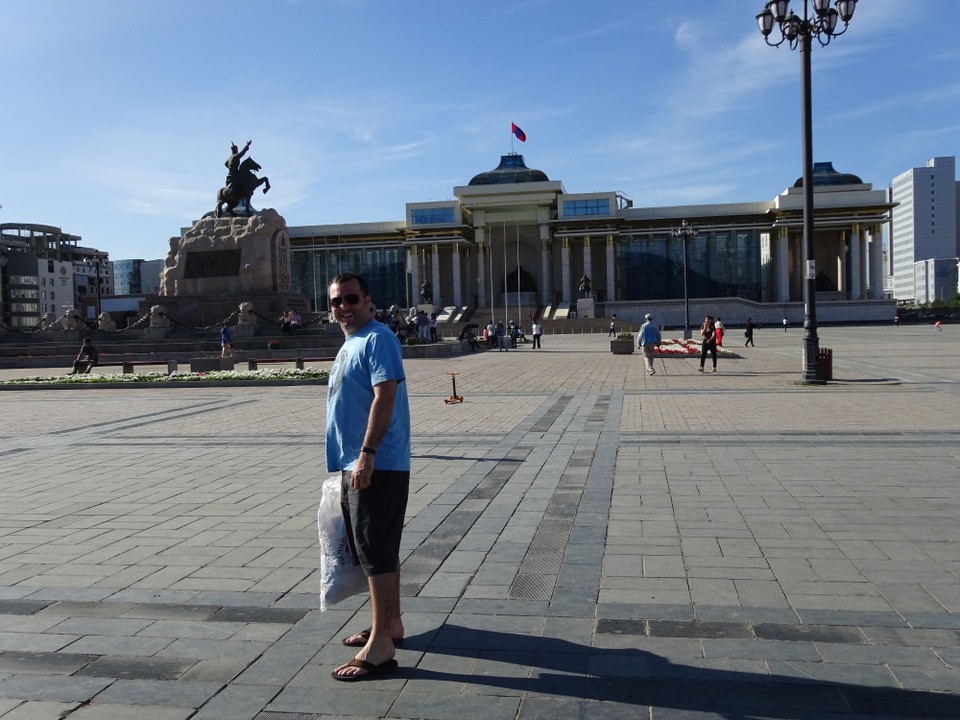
[[331, 657, 399, 682], [341, 628, 404, 647]]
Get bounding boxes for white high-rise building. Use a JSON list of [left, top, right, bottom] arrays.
[[889, 157, 960, 302]]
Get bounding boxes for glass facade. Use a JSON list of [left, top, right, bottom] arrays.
[[411, 207, 455, 225], [291, 246, 407, 311], [562, 199, 610, 217], [113, 259, 142, 294], [616, 230, 761, 302]]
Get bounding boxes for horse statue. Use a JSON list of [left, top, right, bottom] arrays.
[[215, 157, 271, 217], [578, 274, 592, 298]]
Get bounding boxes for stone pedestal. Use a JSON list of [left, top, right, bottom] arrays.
[[232, 324, 256, 338], [577, 298, 596, 319], [153, 209, 307, 328], [144, 328, 168, 340], [190, 357, 235, 372]]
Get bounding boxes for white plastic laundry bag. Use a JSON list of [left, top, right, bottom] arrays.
[[317, 475, 367, 611]]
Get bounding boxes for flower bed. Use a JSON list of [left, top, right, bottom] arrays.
[[654, 338, 737, 358], [0, 367, 328, 386]]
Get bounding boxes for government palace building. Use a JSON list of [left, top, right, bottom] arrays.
[[287, 153, 895, 327]]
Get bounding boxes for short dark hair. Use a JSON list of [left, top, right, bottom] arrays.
[[329, 273, 370, 296]]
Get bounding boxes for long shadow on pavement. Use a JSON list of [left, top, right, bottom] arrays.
[[403, 624, 958, 718]]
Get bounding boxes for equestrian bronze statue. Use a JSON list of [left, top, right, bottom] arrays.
[[215, 141, 271, 217]]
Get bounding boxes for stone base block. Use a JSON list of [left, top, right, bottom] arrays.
[[190, 357, 235, 372]]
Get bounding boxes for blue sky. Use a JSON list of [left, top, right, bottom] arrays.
[[1, 0, 957, 261]]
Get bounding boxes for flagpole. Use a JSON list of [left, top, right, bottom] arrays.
[[488, 235, 494, 325], [502, 222, 508, 331], [516, 223, 521, 322]]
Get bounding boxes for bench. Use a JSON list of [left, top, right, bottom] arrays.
[[247, 356, 335, 371], [97, 360, 179, 375]]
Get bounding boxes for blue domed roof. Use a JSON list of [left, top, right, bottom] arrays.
[[469, 154, 549, 186], [793, 161, 864, 188]]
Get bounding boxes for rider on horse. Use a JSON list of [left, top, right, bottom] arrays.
[[225, 140, 252, 193], [216, 140, 270, 217]]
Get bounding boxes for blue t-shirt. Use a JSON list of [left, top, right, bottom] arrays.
[[638, 321, 661, 346], [325, 319, 410, 472]]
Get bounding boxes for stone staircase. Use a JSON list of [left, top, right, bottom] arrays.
[[444, 306, 637, 338], [0, 322, 346, 369]]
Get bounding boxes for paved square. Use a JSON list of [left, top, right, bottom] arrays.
[[0, 325, 957, 718]]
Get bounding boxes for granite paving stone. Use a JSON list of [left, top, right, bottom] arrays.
[[0, 701, 82, 720], [66, 704, 195, 720], [0, 330, 958, 718], [92, 679, 222, 707]]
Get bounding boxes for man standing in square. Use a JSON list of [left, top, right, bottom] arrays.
[[326, 273, 410, 682]]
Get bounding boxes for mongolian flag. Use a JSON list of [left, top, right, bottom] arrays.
[[511, 122, 526, 142]]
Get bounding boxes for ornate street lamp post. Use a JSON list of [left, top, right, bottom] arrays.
[[84, 255, 107, 319], [757, 0, 857, 383], [673, 220, 698, 340]]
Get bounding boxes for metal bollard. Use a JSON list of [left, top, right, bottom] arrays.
[[248, 359, 258, 371], [166, 359, 178, 375], [295, 358, 305, 370], [121, 361, 134, 374]]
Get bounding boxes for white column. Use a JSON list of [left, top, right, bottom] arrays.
[[476, 229, 487, 309], [777, 229, 790, 302], [431, 244, 441, 306], [561, 238, 571, 304], [868, 224, 884, 300], [452, 243, 462, 306], [859, 227, 869, 300], [463, 246, 472, 308], [849, 225, 862, 300], [582, 236, 592, 289], [540, 241, 551, 306], [605, 235, 616, 302], [539, 216, 552, 306], [409, 247, 420, 308], [837, 231, 847, 293]]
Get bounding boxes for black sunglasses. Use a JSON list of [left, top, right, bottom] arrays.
[[330, 293, 362, 308]]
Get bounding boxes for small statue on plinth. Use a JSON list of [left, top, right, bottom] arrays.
[[215, 140, 271, 217], [237, 301, 257, 325], [63, 306, 85, 330], [420, 280, 433, 304], [149, 305, 170, 328], [98, 312, 117, 332], [578, 274, 592, 298]]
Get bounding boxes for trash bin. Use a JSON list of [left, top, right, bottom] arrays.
[[817, 347, 833, 381]]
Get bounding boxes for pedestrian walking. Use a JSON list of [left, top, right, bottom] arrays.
[[699, 315, 718, 372], [608, 314, 617, 337], [744, 317, 756, 347], [326, 272, 410, 683], [637, 313, 661, 375], [715, 317, 725, 348], [531, 320, 543, 349], [783, 317, 788, 332], [220, 323, 234, 358]]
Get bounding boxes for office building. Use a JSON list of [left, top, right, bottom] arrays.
[[889, 156, 960, 302]]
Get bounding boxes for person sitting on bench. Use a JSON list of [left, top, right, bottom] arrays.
[[69, 338, 99, 374]]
